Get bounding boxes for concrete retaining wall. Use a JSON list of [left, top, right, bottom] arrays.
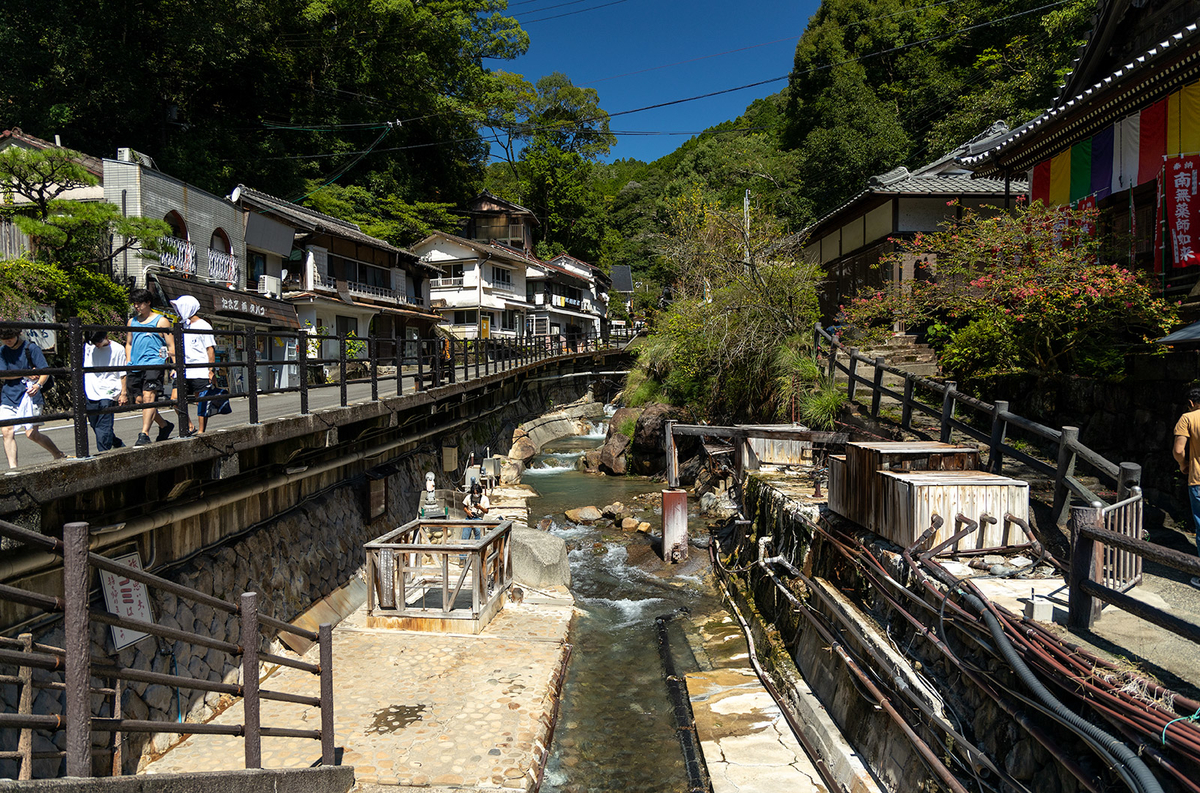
[[0, 766, 353, 793]]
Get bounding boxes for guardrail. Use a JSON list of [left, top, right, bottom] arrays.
[[0, 519, 334, 778], [0, 320, 636, 461], [813, 323, 1146, 590]]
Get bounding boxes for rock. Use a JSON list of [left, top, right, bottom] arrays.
[[142, 684, 172, 714], [607, 407, 643, 442], [699, 491, 739, 519], [537, 518, 554, 531], [1004, 738, 1039, 780], [598, 432, 630, 475], [581, 449, 602, 473], [565, 506, 602, 523], [631, 403, 687, 474], [601, 502, 626, 519], [509, 526, 571, 588], [691, 535, 711, 549], [508, 436, 537, 465], [499, 457, 525, 484], [620, 517, 640, 531], [637, 522, 651, 533]]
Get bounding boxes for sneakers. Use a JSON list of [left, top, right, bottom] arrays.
[[179, 427, 198, 438], [155, 421, 174, 442], [134, 433, 152, 447]]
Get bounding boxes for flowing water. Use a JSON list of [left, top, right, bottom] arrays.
[[524, 426, 724, 793]]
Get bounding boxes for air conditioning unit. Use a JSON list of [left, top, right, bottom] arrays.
[[257, 274, 282, 298]]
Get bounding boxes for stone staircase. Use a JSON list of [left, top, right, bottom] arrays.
[[831, 334, 939, 390]]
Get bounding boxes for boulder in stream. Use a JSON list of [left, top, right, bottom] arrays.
[[565, 505, 603, 523], [508, 432, 537, 465], [601, 502, 626, 519], [598, 432, 630, 475], [510, 525, 571, 588], [620, 517, 640, 531]]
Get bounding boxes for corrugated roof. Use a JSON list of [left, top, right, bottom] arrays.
[[0, 128, 104, 177], [963, 20, 1200, 175]]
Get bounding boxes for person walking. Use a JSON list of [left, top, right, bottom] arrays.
[[459, 483, 491, 566], [169, 296, 216, 436], [125, 289, 174, 446], [0, 328, 66, 468], [82, 330, 128, 452], [1171, 385, 1200, 589]]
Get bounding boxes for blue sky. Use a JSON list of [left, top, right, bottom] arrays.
[[489, 0, 822, 164]]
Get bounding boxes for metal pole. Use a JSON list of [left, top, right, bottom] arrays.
[[68, 317, 90, 458], [901, 374, 914, 429], [319, 623, 335, 766], [396, 334, 405, 396], [463, 338, 469, 382], [416, 339, 424, 391], [939, 381, 956, 443], [433, 337, 442, 387], [871, 356, 885, 417], [240, 592, 261, 769], [63, 521, 91, 778], [988, 401, 1008, 474], [298, 332, 309, 414], [17, 633, 32, 780], [369, 336, 378, 400], [338, 336, 348, 406], [447, 338, 455, 384], [173, 323, 188, 434], [245, 327, 259, 424]]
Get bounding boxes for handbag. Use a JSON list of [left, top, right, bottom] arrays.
[[196, 383, 232, 418]]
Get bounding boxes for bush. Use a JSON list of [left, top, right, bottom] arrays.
[[796, 380, 847, 430], [939, 318, 1018, 378]]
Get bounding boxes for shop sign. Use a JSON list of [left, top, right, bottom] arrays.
[[214, 293, 269, 318], [1167, 155, 1200, 267], [26, 305, 56, 352], [99, 551, 155, 650]]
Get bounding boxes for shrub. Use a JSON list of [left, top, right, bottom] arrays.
[[797, 380, 847, 430]]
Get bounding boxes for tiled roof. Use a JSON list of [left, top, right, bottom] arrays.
[[962, 20, 1200, 174], [414, 230, 543, 268], [236, 184, 421, 263], [0, 128, 104, 177]]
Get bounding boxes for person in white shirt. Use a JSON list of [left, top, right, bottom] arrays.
[[83, 331, 128, 451], [169, 296, 216, 435]]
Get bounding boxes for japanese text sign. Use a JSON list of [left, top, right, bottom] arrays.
[[1167, 156, 1200, 267], [99, 552, 155, 651]]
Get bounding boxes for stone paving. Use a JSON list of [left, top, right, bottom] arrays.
[[142, 591, 574, 790]]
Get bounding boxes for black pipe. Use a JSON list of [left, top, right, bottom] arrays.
[[654, 608, 712, 793]]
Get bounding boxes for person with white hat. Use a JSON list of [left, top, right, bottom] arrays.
[[169, 295, 216, 436]]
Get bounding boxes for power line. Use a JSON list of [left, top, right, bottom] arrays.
[[522, 0, 634, 24]]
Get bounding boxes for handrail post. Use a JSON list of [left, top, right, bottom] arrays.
[[173, 323, 189, 434], [396, 335, 405, 396], [338, 336, 348, 406], [246, 327, 259, 424], [416, 340, 424, 391], [846, 349, 859, 402], [1052, 426, 1080, 527], [63, 521, 91, 778], [939, 381, 957, 443], [901, 373, 914, 429], [68, 317, 90, 458], [988, 400, 1008, 474], [298, 332, 310, 413], [17, 633, 33, 779], [319, 623, 335, 766], [826, 335, 837, 380], [447, 338, 456, 384], [812, 322, 822, 352], [1068, 504, 1103, 630], [433, 338, 442, 387], [240, 592, 262, 769], [369, 335, 379, 399], [1116, 462, 1142, 503], [474, 338, 480, 378], [665, 420, 678, 488], [463, 338, 469, 382], [871, 356, 885, 417]]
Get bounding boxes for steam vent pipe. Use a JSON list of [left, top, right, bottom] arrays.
[[662, 489, 688, 563]]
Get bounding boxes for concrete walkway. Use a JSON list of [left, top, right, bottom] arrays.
[[142, 591, 574, 791]]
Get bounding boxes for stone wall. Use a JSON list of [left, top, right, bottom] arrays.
[[507, 399, 605, 463]]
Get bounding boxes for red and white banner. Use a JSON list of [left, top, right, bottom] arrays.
[[1076, 195, 1097, 238], [1167, 155, 1200, 267]]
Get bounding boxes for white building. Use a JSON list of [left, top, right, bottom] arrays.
[[530, 253, 610, 340], [411, 232, 533, 339]]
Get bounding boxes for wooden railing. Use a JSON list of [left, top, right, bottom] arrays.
[[365, 518, 512, 622], [0, 519, 334, 778]]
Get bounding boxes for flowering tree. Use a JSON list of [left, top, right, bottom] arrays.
[[840, 200, 1177, 377]]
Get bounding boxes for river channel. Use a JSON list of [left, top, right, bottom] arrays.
[[522, 420, 725, 793]]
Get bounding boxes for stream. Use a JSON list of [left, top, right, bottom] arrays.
[[523, 417, 725, 793]]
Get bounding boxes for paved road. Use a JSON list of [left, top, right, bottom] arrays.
[[5, 357, 530, 471]]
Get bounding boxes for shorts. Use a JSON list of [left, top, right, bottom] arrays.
[[128, 368, 168, 396], [0, 395, 44, 432], [180, 378, 208, 396]]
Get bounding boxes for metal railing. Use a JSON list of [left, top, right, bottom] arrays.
[[0, 320, 637, 461], [159, 236, 196, 276], [364, 518, 512, 622], [0, 518, 335, 777], [430, 277, 465, 289], [207, 249, 240, 285], [813, 322, 1144, 587]]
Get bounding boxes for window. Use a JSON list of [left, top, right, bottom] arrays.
[[210, 228, 231, 254], [251, 252, 267, 283], [453, 310, 477, 325], [164, 211, 187, 239], [329, 255, 391, 289], [502, 310, 518, 331], [493, 266, 513, 287], [335, 316, 358, 337]]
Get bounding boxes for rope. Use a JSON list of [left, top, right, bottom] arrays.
[[1161, 706, 1200, 746]]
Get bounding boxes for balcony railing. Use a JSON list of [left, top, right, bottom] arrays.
[[489, 281, 516, 294], [316, 274, 425, 307], [208, 248, 240, 285], [160, 236, 196, 276], [431, 277, 465, 289]]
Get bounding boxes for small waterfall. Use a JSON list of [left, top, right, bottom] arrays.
[[580, 420, 608, 439], [524, 450, 586, 475]]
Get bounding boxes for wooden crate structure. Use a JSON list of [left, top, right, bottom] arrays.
[[829, 442, 1028, 551]]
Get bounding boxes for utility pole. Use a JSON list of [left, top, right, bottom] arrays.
[[743, 188, 751, 272]]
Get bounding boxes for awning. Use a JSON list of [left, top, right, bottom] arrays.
[[154, 273, 301, 329], [1158, 321, 1200, 345]]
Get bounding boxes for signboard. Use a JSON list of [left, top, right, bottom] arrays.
[[26, 305, 56, 352], [213, 293, 269, 318], [1167, 155, 1200, 267], [98, 551, 155, 650]]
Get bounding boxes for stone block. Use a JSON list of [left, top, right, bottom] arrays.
[[510, 526, 571, 588], [142, 684, 172, 713]]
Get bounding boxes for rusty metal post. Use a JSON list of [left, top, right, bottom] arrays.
[[110, 677, 122, 776], [662, 489, 689, 563], [298, 332, 310, 412], [338, 336, 348, 406], [939, 381, 956, 443], [447, 338, 456, 384], [871, 356, 885, 417], [416, 340, 425, 391], [665, 420, 678, 488], [68, 317, 90, 458], [901, 374, 914, 429], [245, 327, 259, 424], [395, 335, 405, 397], [845, 349, 859, 402], [1068, 504, 1103, 630], [369, 336, 379, 398], [464, 338, 470, 382], [63, 521, 91, 778], [17, 633, 33, 779], [987, 400, 1008, 474], [319, 623, 335, 766], [240, 592, 261, 769], [173, 323, 189, 434], [1052, 426, 1080, 527]]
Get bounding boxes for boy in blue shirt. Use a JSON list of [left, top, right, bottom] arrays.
[[1, 328, 66, 468]]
